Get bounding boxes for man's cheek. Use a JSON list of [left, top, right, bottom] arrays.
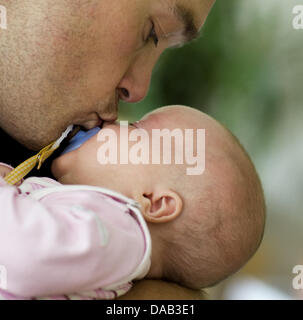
[[110, 22, 141, 59]]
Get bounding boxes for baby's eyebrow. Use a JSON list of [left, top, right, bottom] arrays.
[[129, 121, 141, 128]]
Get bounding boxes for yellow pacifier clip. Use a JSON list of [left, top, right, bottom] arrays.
[[4, 125, 74, 186]]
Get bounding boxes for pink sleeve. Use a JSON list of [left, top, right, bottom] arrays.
[[0, 176, 8, 187], [0, 182, 145, 298]]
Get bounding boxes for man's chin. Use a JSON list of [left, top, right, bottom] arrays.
[[12, 131, 61, 151], [8, 123, 71, 151]]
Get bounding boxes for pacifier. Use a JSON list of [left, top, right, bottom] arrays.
[[61, 127, 101, 155]]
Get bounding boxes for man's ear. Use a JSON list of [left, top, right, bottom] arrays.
[[140, 189, 183, 223]]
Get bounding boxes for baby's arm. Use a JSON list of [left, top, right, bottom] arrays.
[[0, 180, 144, 298]]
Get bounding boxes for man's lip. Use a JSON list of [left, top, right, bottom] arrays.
[[97, 112, 118, 123], [79, 120, 100, 130], [96, 118, 103, 126], [97, 95, 119, 122]]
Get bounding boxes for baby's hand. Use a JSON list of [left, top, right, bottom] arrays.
[[0, 164, 13, 178]]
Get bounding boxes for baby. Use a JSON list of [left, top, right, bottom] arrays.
[[0, 105, 265, 300]]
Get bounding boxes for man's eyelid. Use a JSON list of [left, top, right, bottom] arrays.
[[159, 25, 188, 48], [153, 17, 167, 40], [153, 17, 186, 47]]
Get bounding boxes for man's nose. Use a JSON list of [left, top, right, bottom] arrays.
[[118, 56, 155, 103]]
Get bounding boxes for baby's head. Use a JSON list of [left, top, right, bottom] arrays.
[[52, 105, 265, 289]]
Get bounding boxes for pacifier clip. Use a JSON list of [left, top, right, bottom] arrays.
[[4, 125, 76, 186]]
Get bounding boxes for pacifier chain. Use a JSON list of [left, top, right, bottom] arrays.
[[4, 125, 74, 186]]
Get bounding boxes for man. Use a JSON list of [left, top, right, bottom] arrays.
[[0, 0, 215, 299]]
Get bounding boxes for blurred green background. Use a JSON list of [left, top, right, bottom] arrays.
[[120, 0, 303, 299]]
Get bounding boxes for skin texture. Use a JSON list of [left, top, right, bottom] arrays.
[[0, 0, 215, 150], [0, 0, 215, 299], [52, 105, 265, 289], [52, 106, 195, 280]]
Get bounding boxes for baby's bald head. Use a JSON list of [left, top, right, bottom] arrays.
[[55, 104, 265, 289], [147, 106, 266, 289]]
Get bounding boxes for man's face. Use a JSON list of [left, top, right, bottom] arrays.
[[0, 0, 214, 150]]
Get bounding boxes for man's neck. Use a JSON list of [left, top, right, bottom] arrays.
[[0, 127, 60, 178]]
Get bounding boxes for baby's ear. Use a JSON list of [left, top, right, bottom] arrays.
[[141, 189, 183, 223]]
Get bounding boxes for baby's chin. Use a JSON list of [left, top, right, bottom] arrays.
[[51, 152, 84, 185], [51, 154, 68, 182]]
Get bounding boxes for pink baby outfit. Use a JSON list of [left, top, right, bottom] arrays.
[[0, 169, 151, 300]]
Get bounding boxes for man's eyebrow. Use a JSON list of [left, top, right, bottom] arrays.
[[173, 4, 201, 43]]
